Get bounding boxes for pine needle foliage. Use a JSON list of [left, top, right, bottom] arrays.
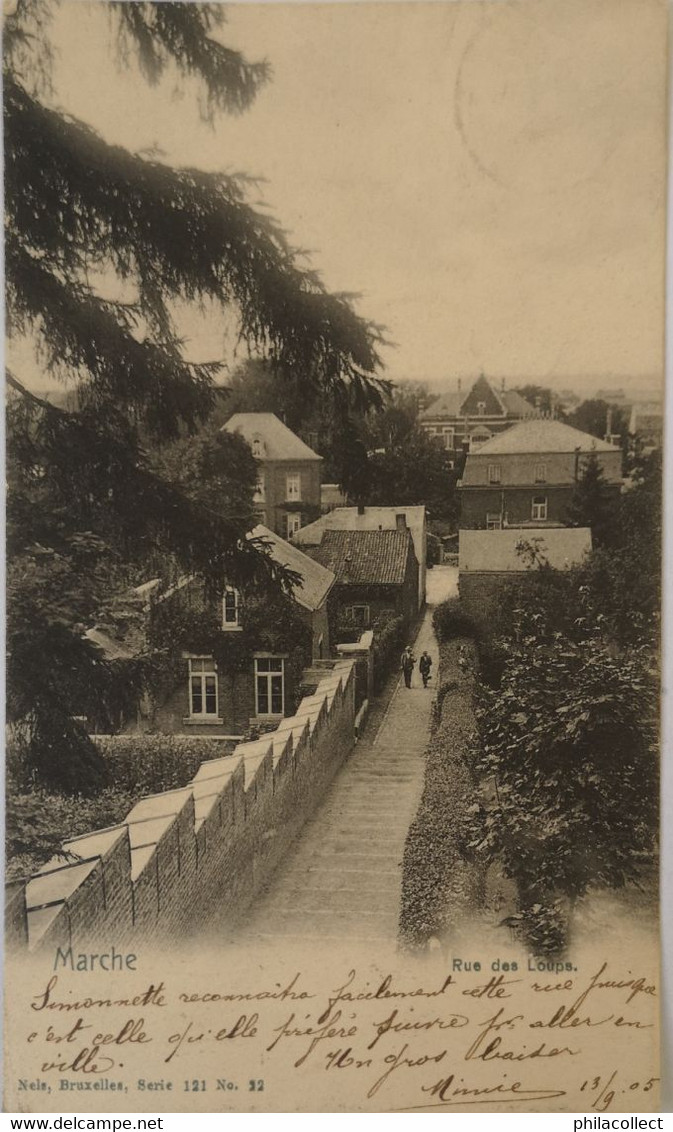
[[4, 0, 386, 790]]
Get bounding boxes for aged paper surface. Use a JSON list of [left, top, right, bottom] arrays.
[[3, 0, 666, 1114]]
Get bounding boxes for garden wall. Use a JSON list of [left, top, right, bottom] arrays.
[[6, 660, 356, 953]]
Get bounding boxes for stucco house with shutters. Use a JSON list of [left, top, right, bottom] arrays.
[[222, 412, 322, 540], [458, 418, 622, 530]]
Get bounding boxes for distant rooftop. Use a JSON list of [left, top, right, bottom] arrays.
[[469, 419, 615, 455], [421, 376, 534, 420], [222, 413, 322, 462]]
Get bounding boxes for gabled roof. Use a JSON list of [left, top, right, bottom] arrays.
[[293, 505, 426, 547], [420, 377, 534, 421], [222, 412, 322, 461], [249, 525, 334, 611], [469, 419, 615, 455], [459, 528, 592, 573], [306, 528, 414, 586]]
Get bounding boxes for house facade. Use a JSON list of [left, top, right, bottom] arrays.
[[293, 504, 427, 610], [458, 527, 593, 617], [222, 412, 322, 540], [458, 419, 622, 530], [304, 528, 419, 634], [88, 526, 334, 738], [419, 375, 534, 466]]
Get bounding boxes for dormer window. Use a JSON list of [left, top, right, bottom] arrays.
[[477, 401, 487, 416], [222, 587, 242, 630], [251, 436, 264, 458]]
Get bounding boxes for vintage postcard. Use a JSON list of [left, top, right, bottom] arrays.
[[3, 0, 667, 1114]]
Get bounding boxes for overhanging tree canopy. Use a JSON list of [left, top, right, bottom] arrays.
[[5, 0, 386, 790]]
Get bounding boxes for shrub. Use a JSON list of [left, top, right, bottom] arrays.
[[95, 734, 234, 793], [6, 786, 136, 881], [467, 634, 658, 953], [433, 598, 482, 642]]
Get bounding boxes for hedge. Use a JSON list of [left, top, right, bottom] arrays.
[[371, 614, 406, 693], [399, 637, 484, 949], [95, 733, 235, 793]]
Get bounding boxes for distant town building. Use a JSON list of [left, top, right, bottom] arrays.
[[458, 419, 622, 529], [222, 412, 322, 539], [419, 375, 534, 466], [293, 505, 427, 609]]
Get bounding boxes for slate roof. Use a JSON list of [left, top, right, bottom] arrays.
[[471, 419, 615, 455], [420, 379, 534, 420], [249, 525, 335, 611], [459, 528, 592, 573], [307, 528, 414, 586], [222, 413, 322, 461]]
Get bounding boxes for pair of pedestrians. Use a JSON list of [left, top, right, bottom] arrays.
[[400, 646, 432, 689]]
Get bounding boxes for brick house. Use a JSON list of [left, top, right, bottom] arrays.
[[458, 419, 622, 530], [88, 526, 334, 738], [419, 375, 534, 467], [293, 504, 427, 610], [304, 528, 419, 633], [222, 412, 322, 540], [458, 527, 592, 618]]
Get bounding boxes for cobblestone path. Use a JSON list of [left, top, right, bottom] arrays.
[[238, 567, 458, 946]]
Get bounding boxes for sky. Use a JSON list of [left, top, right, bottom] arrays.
[[9, 0, 668, 397]]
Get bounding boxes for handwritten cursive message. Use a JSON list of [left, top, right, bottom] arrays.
[[5, 952, 659, 1114]]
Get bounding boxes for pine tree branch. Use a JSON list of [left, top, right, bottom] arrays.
[[5, 76, 386, 403]]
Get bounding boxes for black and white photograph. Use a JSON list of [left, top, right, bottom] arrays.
[[3, 0, 666, 1114]]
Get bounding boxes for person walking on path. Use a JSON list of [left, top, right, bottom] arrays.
[[401, 645, 416, 688], [419, 650, 433, 688]]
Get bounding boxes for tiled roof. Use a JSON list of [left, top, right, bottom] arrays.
[[470, 419, 615, 455], [223, 413, 322, 461], [459, 527, 592, 573], [249, 525, 334, 611], [307, 528, 413, 586]]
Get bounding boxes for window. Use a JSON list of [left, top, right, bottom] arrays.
[[346, 604, 370, 627], [286, 512, 302, 538], [222, 588, 241, 630], [255, 657, 284, 716], [486, 513, 502, 530], [531, 495, 548, 521], [254, 474, 266, 503], [251, 436, 264, 458], [469, 429, 492, 451], [487, 463, 501, 484], [286, 472, 301, 502], [534, 463, 547, 483], [477, 401, 486, 416], [442, 427, 455, 450], [189, 658, 218, 718]]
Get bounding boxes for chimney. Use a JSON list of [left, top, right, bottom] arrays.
[[457, 378, 462, 395], [605, 407, 613, 442], [395, 513, 407, 531], [357, 502, 365, 516]]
